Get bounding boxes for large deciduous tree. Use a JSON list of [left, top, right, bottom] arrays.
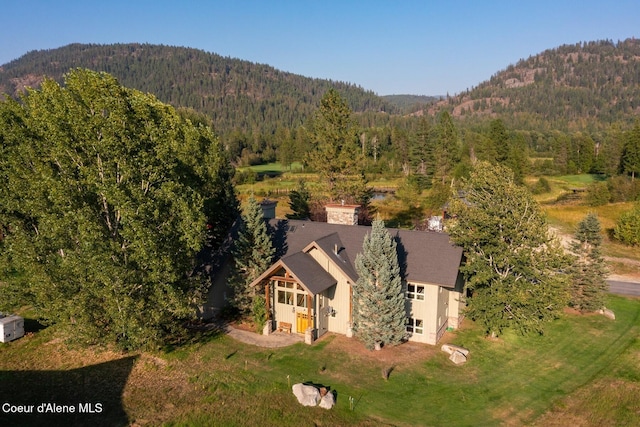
[[568, 213, 608, 312], [0, 69, 237, 349], [353, 219, 406, 350], [448, 162, 569, 337]]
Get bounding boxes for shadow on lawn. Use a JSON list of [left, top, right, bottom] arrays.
[[0, 356, 137, 427]]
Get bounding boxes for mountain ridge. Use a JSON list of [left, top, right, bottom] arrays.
[[2, 39, 640, 135]]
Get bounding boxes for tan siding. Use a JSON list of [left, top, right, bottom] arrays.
[[448, 288, 463, 329], [406, 283, 441, 345], [308, 248, 351, 335]]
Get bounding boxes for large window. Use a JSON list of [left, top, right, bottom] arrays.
[[406, 317, 424, 335], [406, 284, 425, 300], [273, 279, 308, 307]]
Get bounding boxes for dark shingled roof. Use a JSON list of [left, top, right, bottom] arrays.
[[280, 252, 337, 295], [269, 219, 463, 288]]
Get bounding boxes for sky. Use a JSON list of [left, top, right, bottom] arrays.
[[2, 1, 638, 96]]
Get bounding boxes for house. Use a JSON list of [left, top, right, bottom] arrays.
[[206, 201, 465, 346]]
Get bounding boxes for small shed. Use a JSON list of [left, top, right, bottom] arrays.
[[0, 315, 25, 343]]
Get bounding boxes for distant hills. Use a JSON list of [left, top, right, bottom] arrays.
[[1, 39, 639, 135], [0, 43, 399, 136], [430, 38, 640, 129]]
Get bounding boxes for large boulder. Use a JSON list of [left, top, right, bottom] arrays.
[[441, 344, 470, 357], [449, 350, 468, 365], [319, 390, 335, 410], [292, 383, 320, 407]]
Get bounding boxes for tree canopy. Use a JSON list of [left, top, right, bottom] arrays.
[[0, 69, 237, 350], [448, 162, 569, 337]]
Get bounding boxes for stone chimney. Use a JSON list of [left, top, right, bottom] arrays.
[[325, 202, 360, 225], [260, 199, 277, 220]]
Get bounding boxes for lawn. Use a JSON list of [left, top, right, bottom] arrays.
[[1, 295, 638, 426]]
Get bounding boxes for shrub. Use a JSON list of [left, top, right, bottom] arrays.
[[531, 177, 551, 194], [613, 204, 640, 246], [252, 295, 267, 334], [608, 176, 640, 202], [585, 182, 611, 206]]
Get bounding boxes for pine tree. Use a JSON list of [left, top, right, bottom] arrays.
[[353, 220, 406, 350], [621, 121, 640, 180], [286, 180, 310, 219], [569, 213, 608, 312], [306, 88, 364, 201], [229, 196, 275, 314]]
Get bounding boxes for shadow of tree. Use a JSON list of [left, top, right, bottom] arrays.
[[0, 356, 137, 426]]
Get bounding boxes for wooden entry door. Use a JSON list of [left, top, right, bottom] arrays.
[[296, 312, 310, 333]]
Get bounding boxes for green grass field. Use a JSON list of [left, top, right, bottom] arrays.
[[1, 295, 638, 426]]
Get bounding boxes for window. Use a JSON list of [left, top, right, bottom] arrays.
[[277, 290, 293, 305], [296, 293, 307, 308], [274, 278, 307, 308], [406, 318, 424, 335], [406, 284, 425, 300]]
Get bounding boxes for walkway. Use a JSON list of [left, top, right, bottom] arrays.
[[224, 325, 304, 348]]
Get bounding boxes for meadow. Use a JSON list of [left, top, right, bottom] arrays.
[[0, 295, 637, 426]]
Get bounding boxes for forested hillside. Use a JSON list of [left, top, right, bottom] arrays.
[[1, 40, 639, 179], [0, 43, 397, 136], [432, 39, 640, 130]]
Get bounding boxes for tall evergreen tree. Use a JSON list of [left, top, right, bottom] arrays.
[[353, 219, 406, 350], [229, 196, 275, 314], [489, 118, 510, 163], [433, 111, 460, 185], [307, 88, 365, 201], [568, 213, 608, 312], [621, 121, 640, 180], [286, 180, 311, 220], [448, 162, 569, 337]]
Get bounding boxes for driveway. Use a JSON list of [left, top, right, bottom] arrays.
[[607, 276, 640, 297]]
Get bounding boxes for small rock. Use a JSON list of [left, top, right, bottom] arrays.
[[603, 308, 615, 320]]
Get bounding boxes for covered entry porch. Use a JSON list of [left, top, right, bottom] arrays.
[[251, 252, 337, 339]]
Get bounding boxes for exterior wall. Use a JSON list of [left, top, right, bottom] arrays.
[[405, 283, 439, 345], [434, 286, 450, 343], [447, 286, 463, 329], [325, 204, 360, 225], [271, 280, 311, 334], [306, 247, 352, 335], [260, 200, 277, 219], [404, 282, 462, 345]]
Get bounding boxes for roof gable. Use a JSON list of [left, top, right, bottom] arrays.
[[269, 219, 463, 288]]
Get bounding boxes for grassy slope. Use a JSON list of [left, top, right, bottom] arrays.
[[1, 296, 637, 426]]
